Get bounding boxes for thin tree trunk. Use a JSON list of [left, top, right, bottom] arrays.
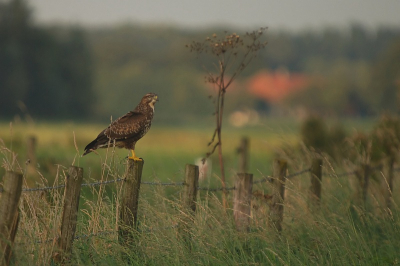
[[218, 89, 227, 209]]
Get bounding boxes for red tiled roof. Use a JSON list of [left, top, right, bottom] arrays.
[[247, 70, 310, 102]]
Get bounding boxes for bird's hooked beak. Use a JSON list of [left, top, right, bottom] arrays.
[[154, 95, 159, 102]]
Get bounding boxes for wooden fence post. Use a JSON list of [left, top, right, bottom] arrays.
[[0, 171, 23, 266], [355, 163, 370, 207], [238, 137, 249, 173], [180, 164, 199, 243], [268, 159, 287, 232], [233, 173, 253, 232], [183, 164, 199, 213], [53, 166, 84, 263], [118, 160, 144, 246], [309, 158, 323, 206]]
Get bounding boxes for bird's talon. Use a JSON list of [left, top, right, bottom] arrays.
[[128, 156, 143, 161]]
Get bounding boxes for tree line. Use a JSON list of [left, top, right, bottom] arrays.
[[1, 0, 400, 122], [0, 0, 94, 119]]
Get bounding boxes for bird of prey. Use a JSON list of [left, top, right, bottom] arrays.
[[83, 93, 158, 161]]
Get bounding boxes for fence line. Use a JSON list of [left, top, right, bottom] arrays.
[[287, 168, 311, 179], [322, 171, 357, 178], [18, 162, 398, 246], [141, 181, 185, 186], [252, 176, 273, 184], [21, 184, 66, 192], [80, 178, 125, 187], [14, 159, 389, 246], [0, 167, 363, 194], [197, 186, 236, 191], [1, 166, 395, 195]]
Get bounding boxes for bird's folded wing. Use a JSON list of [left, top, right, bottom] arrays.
[[104, 111, 147, 139]]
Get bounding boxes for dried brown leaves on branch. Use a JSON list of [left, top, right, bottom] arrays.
[[187, 28, 268, 87], [186, 27, 267, 208]]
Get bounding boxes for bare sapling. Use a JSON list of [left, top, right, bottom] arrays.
[[187, 27, 267, 208]]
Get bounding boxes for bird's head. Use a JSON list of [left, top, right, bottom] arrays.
[[142, 93, 158, 111]]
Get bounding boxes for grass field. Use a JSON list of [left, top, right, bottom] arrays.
[[0, 118, 303, 187], [1, 117, 399, 265]]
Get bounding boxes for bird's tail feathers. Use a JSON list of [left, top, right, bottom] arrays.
[[83, 138, 99, 156], [83, 134, 110, 156]]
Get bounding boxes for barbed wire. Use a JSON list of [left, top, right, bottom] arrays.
[[81, 178, 125, 188], [2, 165, 399, 195], [2, 179, 182, 194], [22, 184, 66, 193], [252, 176, 273, 184], [0, 168, 315, 194], [322, 171, 357, 178], [17, 178, 125, 193], [197, 186, 236, 192], [141, 181, 185, 186], [196, 168, 311, 191], [322, 165, 385, 178], [286, 168, 311, 179]]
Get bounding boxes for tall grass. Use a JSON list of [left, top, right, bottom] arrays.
[[10, 159, 400, 265]]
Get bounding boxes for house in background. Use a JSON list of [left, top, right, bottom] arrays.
[[228, 69, 311, 126], [247, 69, 310, 103]]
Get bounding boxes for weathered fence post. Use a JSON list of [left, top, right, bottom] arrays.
[[180, 164, 199, 243], [0, 171, 23, 266], [354, 163, 370, 207], [238, 137, 249, 173], [268, 159, 287, 232], [183, 164, 199, 213], [53, 166, 84, 263], [309, 158, 323, 206], [233, 173, 253, 232], [118, 160, 144, 246]]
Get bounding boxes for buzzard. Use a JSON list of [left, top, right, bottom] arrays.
[[83, 93, 158, 161]]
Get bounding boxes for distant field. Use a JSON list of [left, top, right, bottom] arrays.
[[0, 117, 378, 187], [0, 118, 296, 185]]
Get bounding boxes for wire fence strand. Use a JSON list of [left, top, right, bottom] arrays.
[[287, 168, 311, 179], [322, 171, 357, 178], [252, 176, 273, 184], [80, 178, 125, 187], [2, 165, 399, 194], [197, 186, 236, 192], [141, 181, 185, 186], [22, 184, 66, 193]]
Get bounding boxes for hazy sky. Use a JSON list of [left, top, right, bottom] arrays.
[[29, 0, 400, 31]]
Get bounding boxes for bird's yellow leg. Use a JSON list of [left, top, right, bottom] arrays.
[[128, 150, 142, 161]]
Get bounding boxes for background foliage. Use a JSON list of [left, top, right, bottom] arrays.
[[1, 0, 400, 124]]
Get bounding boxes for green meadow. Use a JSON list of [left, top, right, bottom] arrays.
[[0, 118, 302, 187], [1, 118, 400, 265]]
